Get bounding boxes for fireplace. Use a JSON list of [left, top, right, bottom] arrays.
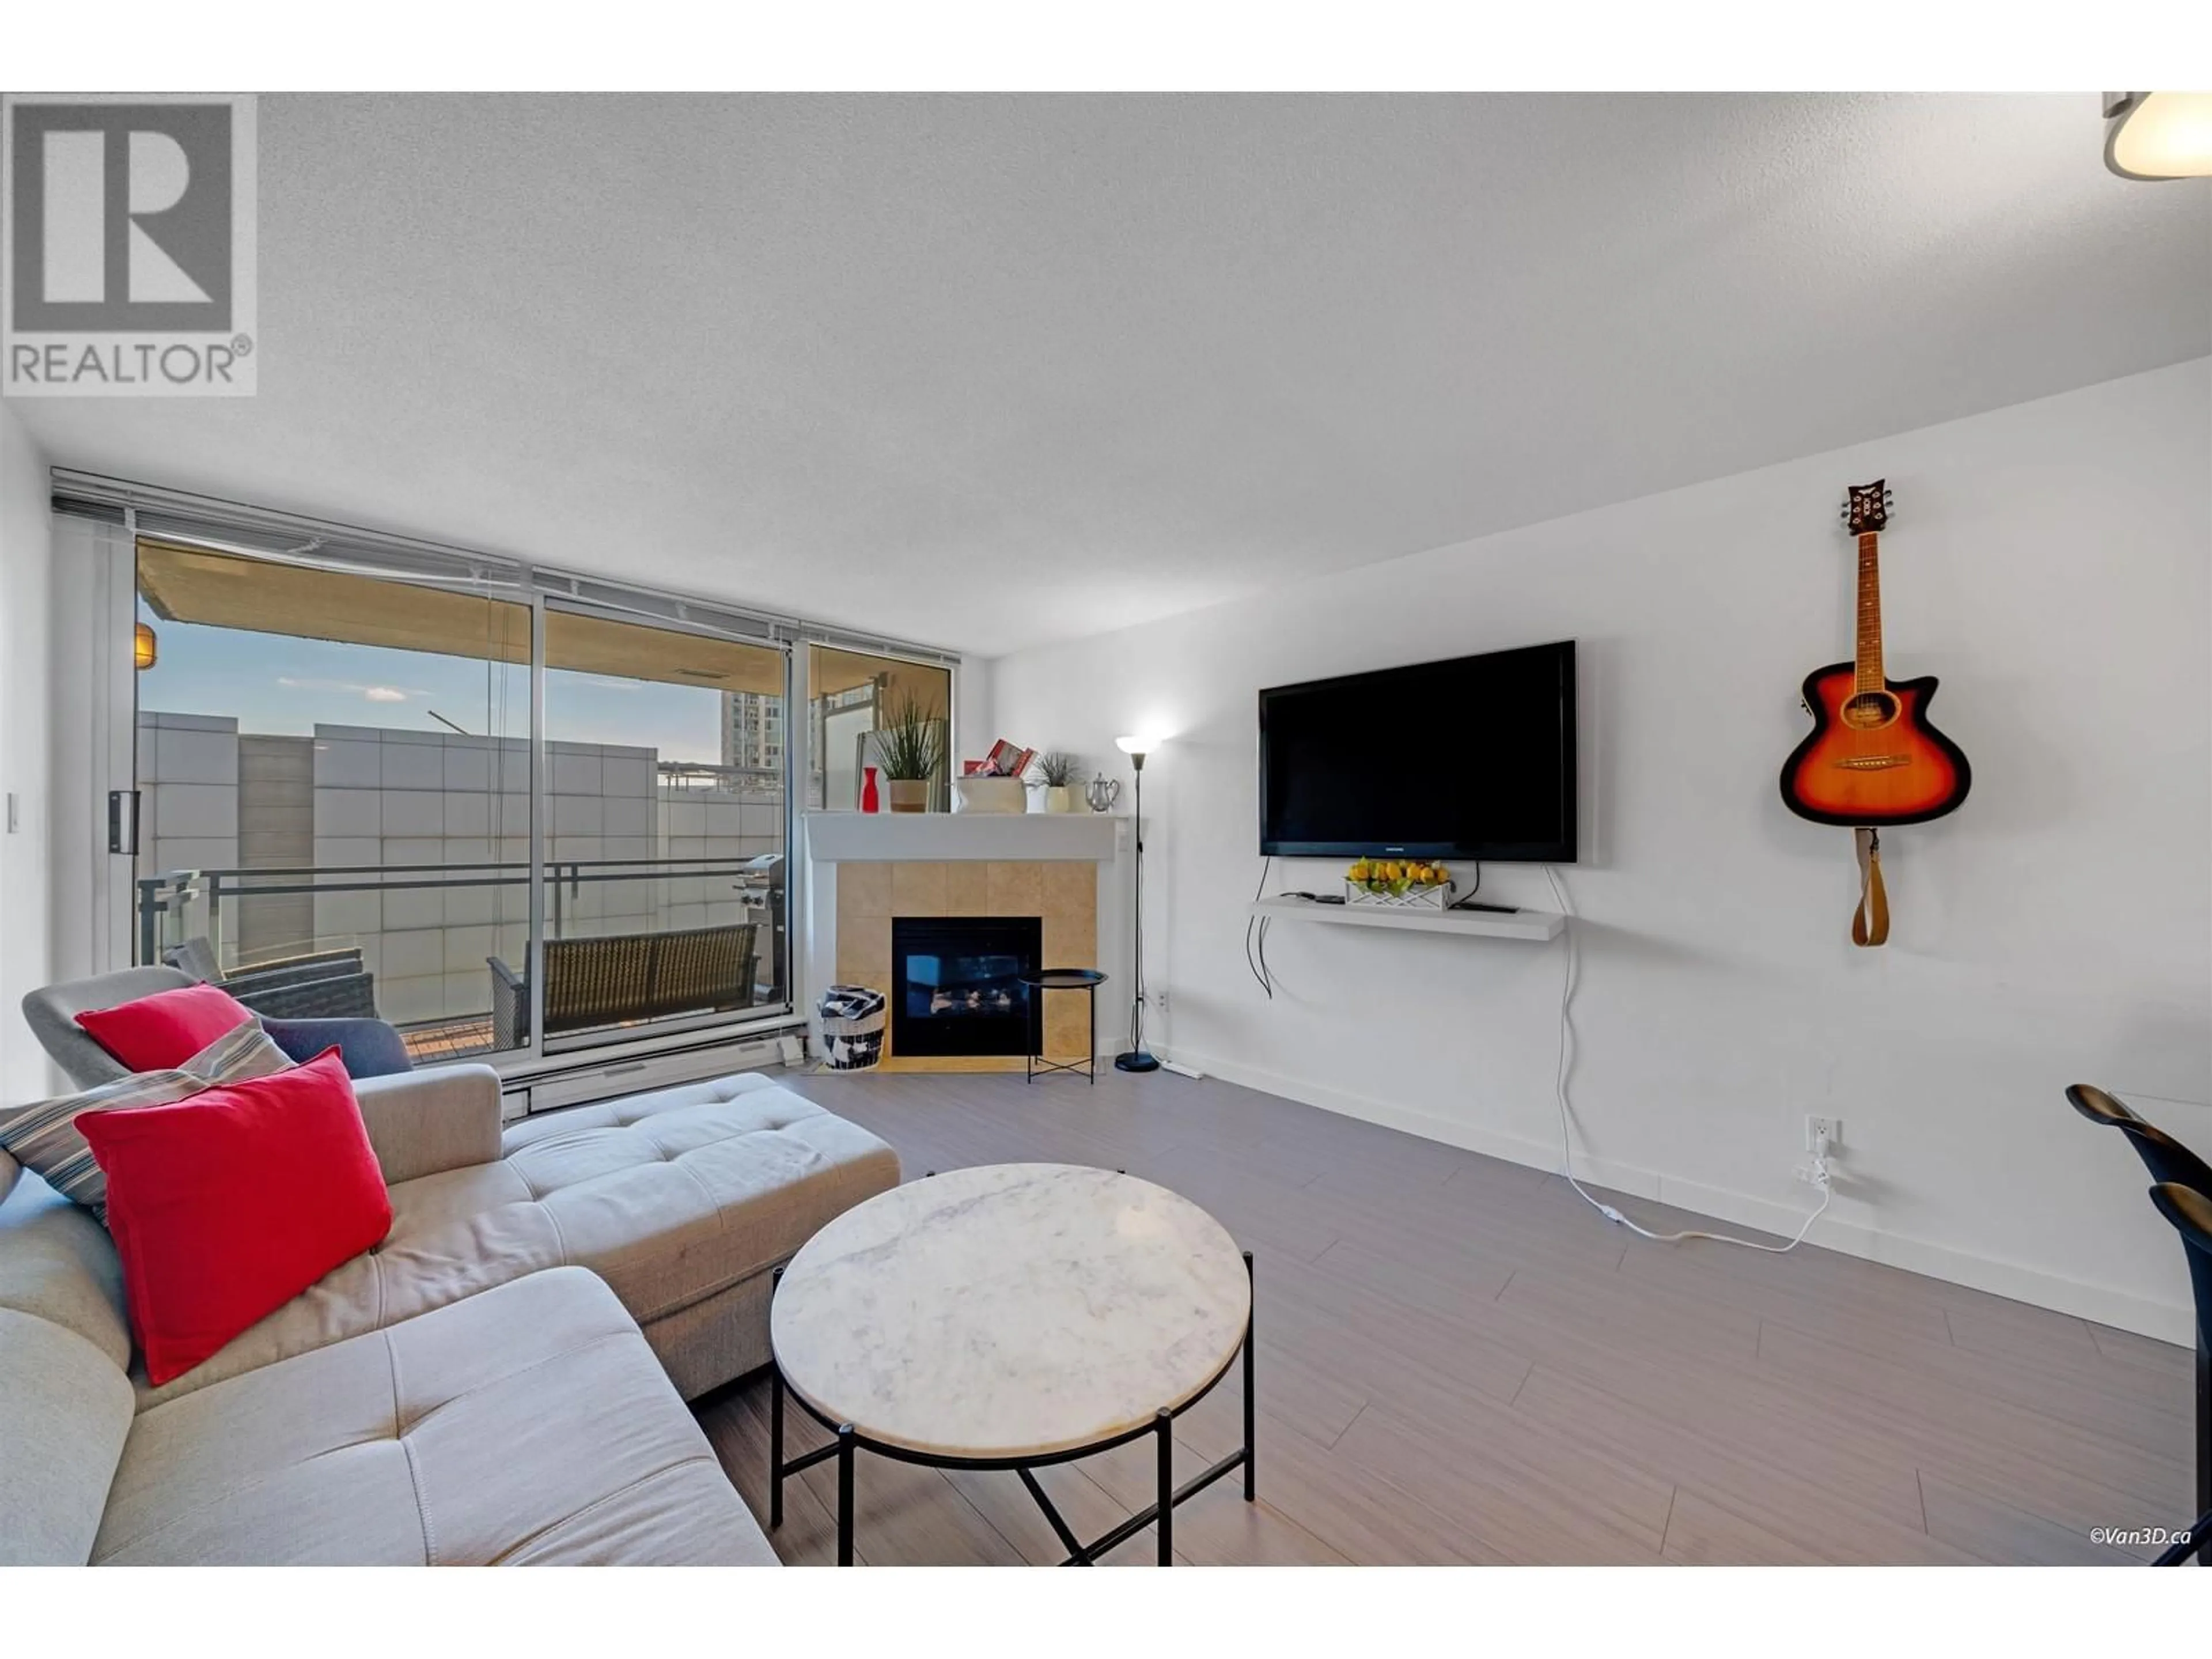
[[890, 915, 1043, 1058]]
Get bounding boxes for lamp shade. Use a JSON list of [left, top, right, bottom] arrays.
[[2105, 92, 2212, 180], [1114, 734, 1160, 757], [133, 622, 158, 671]]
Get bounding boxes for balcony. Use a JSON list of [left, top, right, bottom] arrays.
[[137, 854, 788, 1065]]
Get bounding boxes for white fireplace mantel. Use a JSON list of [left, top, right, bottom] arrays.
[[798, 810, 1134, 1058], [801, 810, 1125, 863]]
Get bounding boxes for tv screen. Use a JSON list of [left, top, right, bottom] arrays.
[[1258, 641, 1577, 861]]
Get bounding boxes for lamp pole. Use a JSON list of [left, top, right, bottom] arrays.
[[1113, 738, 1159, 1073]]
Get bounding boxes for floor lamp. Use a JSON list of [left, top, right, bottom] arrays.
[[1113, 734, 1161, 1074]]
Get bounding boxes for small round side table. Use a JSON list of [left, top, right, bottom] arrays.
[[1018, 968, 1107, 1085]]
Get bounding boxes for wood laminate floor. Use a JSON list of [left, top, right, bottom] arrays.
[[691, 1066, 2196, 1566]]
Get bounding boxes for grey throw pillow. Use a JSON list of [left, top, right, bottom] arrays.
[[0, 1020, 291, 1224]]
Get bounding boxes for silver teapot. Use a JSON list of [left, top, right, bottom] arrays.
[[1085, 773, 1122, 813]]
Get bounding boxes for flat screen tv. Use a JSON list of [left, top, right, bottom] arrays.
[[1258, 640, 1577, 861]]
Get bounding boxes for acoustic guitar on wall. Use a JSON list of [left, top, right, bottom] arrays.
[[1779, 480, 1971, 828]]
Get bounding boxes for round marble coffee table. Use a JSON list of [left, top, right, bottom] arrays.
[[767, 1162, 1255, 1565]]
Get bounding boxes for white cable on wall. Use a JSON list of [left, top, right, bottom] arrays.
[[1542, 864, 1831, 1255]]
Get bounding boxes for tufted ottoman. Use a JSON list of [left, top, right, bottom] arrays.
[[497, 1071, 900, 1396], [130, 1068, 900, 1408]]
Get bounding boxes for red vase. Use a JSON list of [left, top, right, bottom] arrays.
[[861, 765, 881, 814]]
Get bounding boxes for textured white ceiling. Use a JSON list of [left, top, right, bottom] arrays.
[[15, 93, 2209, 657]]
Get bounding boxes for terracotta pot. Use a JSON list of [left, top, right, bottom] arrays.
[[886, 778, 930, 813]]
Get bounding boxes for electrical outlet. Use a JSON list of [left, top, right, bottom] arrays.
[[1804, 1115, 1839, 1153], [1155, 988, 1170, 1014]]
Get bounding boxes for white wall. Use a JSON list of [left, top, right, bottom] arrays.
[[955, 653, 990, 769], [988, 358, 2212, 1340], [0, 404, 55, 1103]]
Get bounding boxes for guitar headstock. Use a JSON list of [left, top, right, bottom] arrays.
[[1839, 479, 1893, 535]]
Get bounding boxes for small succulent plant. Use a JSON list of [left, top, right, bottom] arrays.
[[1028, 750, 1079, 788]]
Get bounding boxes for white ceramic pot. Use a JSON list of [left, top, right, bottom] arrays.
[[952, 775, 1027, 814]]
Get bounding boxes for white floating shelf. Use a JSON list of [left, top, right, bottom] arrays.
[[1248, 896, 1565, 942]]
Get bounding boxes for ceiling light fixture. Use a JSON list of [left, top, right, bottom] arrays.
[[2104, 92, 2212, 180]]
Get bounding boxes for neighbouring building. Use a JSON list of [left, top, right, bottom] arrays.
[[721, 690, 786, 781], [135, 712, 785, 1029]]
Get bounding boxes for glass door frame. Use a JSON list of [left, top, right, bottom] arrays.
[[532, 593, 800, 1063], [78, 483, 960, 1082], [798, 635, 960, 815], [118, 524, 544, 1065], [111, 533, 809, 1078], [86, 516, 141, 983]]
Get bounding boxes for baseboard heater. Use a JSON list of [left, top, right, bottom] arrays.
[[502, 1029, 805, 1120]]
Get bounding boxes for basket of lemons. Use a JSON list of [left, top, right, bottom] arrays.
[[1344, 858, 1453, 908]]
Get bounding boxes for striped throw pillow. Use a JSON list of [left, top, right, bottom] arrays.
[[0, 1020, 291, 1224]]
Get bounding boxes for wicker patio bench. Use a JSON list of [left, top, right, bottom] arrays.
[[487, 922, 759, 1048]]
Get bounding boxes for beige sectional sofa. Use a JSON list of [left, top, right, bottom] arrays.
[[1, 1061, 900, 1565]]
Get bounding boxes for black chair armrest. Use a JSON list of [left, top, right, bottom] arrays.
[[488, 957, 527, 1051]]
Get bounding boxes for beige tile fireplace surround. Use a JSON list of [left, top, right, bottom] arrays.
[[804, 813, 1126, 1073], [838, 860, 1096, 1069]]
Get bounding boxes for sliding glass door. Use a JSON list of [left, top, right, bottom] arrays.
[[132, 539, 535, 1061], [539, 607, 790, 1051], [127, 539, 795, 1066]]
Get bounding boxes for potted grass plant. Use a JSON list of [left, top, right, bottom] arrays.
[[1027, 751, 1080, 813], [878, 694, 944, 813]]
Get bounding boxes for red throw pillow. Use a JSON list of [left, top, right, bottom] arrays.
[[75, 982, 257, 1073], [78, 1047, 391, 1386]]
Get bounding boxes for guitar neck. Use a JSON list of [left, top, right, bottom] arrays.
[[1854, 531, 1884, 691]]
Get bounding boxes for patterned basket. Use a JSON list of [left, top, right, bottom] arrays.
[[1343, 881, 1452, 910], [817, 984, 887, 1071]]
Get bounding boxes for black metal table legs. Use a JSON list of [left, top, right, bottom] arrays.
[[836, 1425, 855, 1567], [768, 1338, 783, 1528], [1017, 1466, 1085, 1559], [1243, 1248, 1256, 1499], [1025, 978, 1101, 1085], [767, 1251, 1257, 1565], [2198, 1335, 2210, 1565], [767, 1265, 853, 1556], [1156, 1409, 1175, 1564]]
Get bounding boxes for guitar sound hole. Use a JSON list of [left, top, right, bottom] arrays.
[[1840, 690, 1900, 730]]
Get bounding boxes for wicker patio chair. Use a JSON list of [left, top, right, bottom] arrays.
[[162, 935, 381, 1020]]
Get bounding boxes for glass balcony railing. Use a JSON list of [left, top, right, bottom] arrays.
[[135, 855, 788, 1064]]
